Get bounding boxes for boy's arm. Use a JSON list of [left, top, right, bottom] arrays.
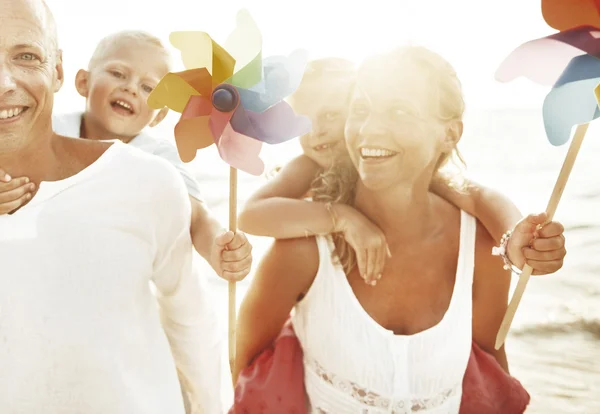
[[150, 161, 223, 414], [189, 197, 252, 282], [153, 141, 252, 282]]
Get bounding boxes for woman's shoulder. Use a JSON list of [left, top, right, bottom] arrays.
[[473, 220, 502, 270], [265, 236, 320, 274], [258, 236, 321, 296]]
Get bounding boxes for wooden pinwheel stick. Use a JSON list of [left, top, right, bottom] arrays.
[[495, 122, 589, 350], [229, 166, 238, 380]]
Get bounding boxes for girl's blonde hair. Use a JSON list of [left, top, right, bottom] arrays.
[[288, 57, 356, 106], [268, 57, 357, 177], [312, 46, 468, 274]]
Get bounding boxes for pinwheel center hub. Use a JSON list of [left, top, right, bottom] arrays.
[[212, 85, 239, 112]]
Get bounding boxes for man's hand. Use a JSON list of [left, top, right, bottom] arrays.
[[211, 231, 253, 282], [0, 169, 35, 215], [507, 212, 566, 275]]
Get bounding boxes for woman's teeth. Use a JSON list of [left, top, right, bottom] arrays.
[[360, 148, 396, 158]]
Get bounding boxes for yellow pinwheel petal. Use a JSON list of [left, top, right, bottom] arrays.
[[596, 82, 600, 108], [169, 31, 213, 71], [224, 9, 263, 88], [210, 40, 236, 86], [170, 31, 235, 87], [147, 70, 211, 113]]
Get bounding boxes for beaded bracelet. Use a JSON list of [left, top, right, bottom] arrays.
[[491, 230, 523, 275]]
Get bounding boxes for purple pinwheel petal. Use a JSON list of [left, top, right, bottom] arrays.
[[229, 100, 312, 144], [548, 25, 600, 57], [227, 106, 259, 139]]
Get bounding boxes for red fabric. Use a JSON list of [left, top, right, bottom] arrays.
[[230, 323, 530, 414], [459, 341, 530, 414], [228, 320, 307, 414]]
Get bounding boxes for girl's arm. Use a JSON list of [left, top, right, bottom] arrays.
[[238, 154, 367, 244], [431, 179, 522, 244], [472, 221, 512, 373], [238, 155, 335, 238], [238, 154, 390, 284], [433, 179, 567, 275], [233, 237, 319, 384]]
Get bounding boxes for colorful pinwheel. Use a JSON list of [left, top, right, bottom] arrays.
[[147, 9, 311, 175], [493, 1, 600, 348], [496, 25, 600, 145], [146, 9, 312, 375]]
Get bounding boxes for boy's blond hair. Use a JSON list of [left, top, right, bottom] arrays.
[[88, 30, 172, 71]]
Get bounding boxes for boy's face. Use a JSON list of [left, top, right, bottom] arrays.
[[292, 79, 354, 169], [77, 39, 169, 138]]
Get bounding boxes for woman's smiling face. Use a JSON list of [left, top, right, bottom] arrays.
[[344, 53, 448, 192]]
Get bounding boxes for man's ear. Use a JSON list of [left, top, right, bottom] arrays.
[[149, 107, 169, 127], [74, 69, 90, 98], [54, 49, 64, 93]]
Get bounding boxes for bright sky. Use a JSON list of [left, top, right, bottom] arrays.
[[47, 0, 556, 112]]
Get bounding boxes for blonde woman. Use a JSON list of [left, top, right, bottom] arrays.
[[234, 47, 567, 413]]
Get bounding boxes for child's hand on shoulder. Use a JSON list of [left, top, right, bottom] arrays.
[[334, 204, 391, 286], [0, 169, 35, 214], [211, 230, 253, 282], [506, 212, 566, 275]]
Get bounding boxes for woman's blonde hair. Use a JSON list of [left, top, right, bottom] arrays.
[[312, 46, 468, 274]]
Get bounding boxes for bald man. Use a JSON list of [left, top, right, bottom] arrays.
[[0, 1, 223, 413]]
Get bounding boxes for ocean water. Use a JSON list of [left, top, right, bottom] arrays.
[[159, 107, 600, 413]]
